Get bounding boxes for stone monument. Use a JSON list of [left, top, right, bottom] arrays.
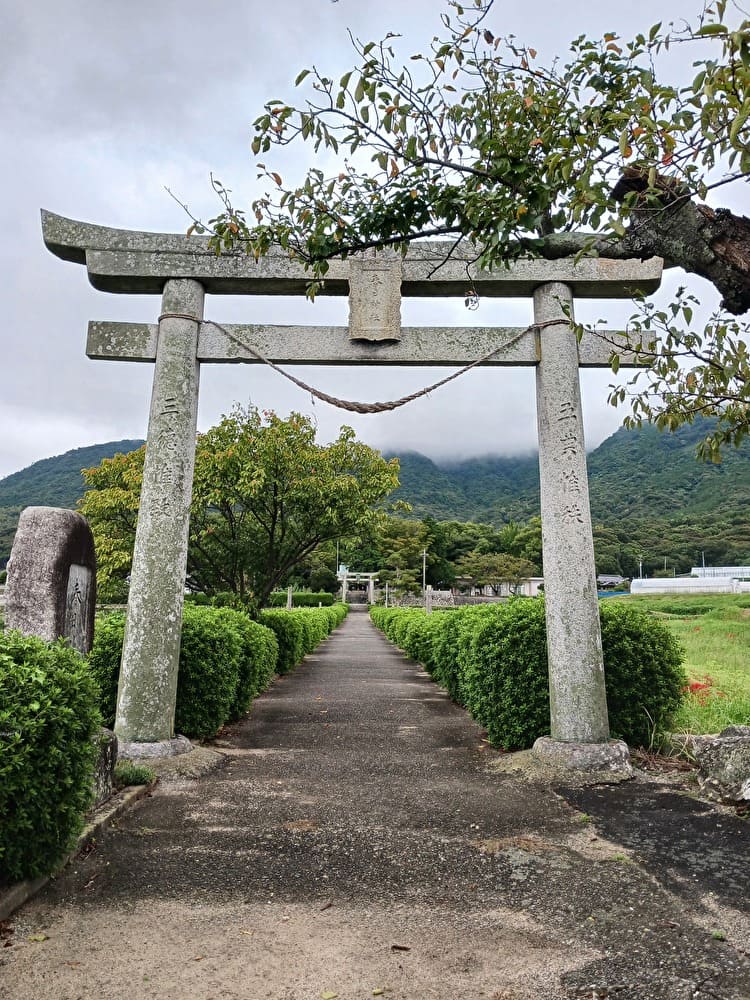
[[6, 506, 97, 655], [5, 506, 117, 801]]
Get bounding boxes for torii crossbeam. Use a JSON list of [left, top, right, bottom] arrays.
[[43, 210, 662, 773]]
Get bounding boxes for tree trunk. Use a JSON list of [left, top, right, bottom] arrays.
[[621, 197, 750, 315], [536, 178, 750, 315]]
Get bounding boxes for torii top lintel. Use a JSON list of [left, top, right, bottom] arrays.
[[41, 210, 663, 299]]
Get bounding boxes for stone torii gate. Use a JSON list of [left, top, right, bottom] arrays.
[[42, 210, 662, 771]]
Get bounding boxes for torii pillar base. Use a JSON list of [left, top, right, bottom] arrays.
[[118, 735, 193, 761], [531, 737, 633, 778]]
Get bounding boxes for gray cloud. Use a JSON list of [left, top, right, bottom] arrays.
[[1, 0, 728, 478]]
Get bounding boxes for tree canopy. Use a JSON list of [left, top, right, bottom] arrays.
[[196, 0, 749, 459], [454, 551, 537, 593], [80, 406, 399, 609]]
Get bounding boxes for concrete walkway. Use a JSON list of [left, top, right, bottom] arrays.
[[3, 610, 749, 1000]]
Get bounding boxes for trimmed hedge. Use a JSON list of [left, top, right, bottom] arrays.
[[89, 606, 279, 736], [89, 604, 346, 736], [372, 600, 686, 749], [88, 611, 127, 728], [225, 612, 279, 721], [268, 591, 335, 607], [259, 610, 304, 674], [597, 602, 687, 746], [0, 631, 101, 882], [259, 604, 347, 673], [175, 606, 243, 737]]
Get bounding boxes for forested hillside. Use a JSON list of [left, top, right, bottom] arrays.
[[1, 420, 748, 575], [388, 419, 750, 574], [0, 441, 145, 509], [0, 441, 144, 565], [390, 418, 750, 526]]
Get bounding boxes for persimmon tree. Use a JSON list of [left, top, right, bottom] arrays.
[[80, 407, 399, 609], [194, 0, 749, 459]]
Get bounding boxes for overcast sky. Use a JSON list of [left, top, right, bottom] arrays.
[[2, 0, 743, 479]]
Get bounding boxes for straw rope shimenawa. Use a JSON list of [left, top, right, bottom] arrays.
[[157, 314, 564, 415]]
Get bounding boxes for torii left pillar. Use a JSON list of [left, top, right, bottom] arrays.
[[115, 279, 203, 753]]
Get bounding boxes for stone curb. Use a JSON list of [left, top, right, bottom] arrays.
[[0, 780, 157, 922]]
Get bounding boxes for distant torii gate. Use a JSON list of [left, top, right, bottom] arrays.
[[42, 210, 662, 772]]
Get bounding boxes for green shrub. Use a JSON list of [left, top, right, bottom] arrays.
[[256, 627, 280, 686], [310, 604, 347, 636], [325, 603, 348, 630], [331, 602, 349, 626], [373, 601, 686, 750], [0, 631, 101, 882], [388, 609, 422, 648], [598, 602, 686, 745], [369, 606, 388, 629], [259, 610, 305, 674], [184, 592, 211, 606], [114, 761, 155, 787], [321, 606, 338, 633], [429, 605, 495, 705], [221, 610, 279, 720], [369, 606, 403, 636], [210, 591, 256, 614], [268, 591, 335, 607], [467, 602, 549, 744], [471, 600, 686, 748], [292, 609, 327, 654], [89, 604, 343, 736], [89, 607, 257, 738], [259, 606, 346, 673], [174, 606, 242, 738], [399, 612, 445, 672], [88, 612, 126, 726]]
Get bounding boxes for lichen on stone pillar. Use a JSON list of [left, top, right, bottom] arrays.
[[114, 279, 204, 745], [533, 282, 611, 748]]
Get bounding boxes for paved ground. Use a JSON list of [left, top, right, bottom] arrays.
[[2, 609, 749, 1000]]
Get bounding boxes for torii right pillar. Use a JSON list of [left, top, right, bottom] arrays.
[[532, 282, 632, 775]]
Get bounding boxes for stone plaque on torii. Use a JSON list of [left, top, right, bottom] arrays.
[[42, 210, 662, 772]]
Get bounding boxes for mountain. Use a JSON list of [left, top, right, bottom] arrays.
[[0, 440, 144, 565], [384, 451, 479, 521], [0, 441, 145, 509], [1, 420, 748, 571], [586, 421, 750, 520], [391, 418, 750, 526], [387, 450, 539, 522], [387, 420, 750, 574]]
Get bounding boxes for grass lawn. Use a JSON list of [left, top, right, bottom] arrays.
[[623, 593, 750, 735]]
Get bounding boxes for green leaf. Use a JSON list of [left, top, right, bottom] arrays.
[[696, 23, 728, 35]]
